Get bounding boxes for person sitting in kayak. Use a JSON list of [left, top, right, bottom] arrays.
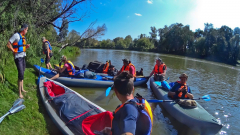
[[168, 73, 194, 99], [103, 60, 111, 74], [117, 58, 136, 78], [149, 58, 167, 81], [107, 65, 118, 76], [50, 55, 75, 80], [101, 71, 153, 135]]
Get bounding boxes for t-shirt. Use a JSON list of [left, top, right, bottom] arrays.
[[170, 82, 192, 99], [112, 98, 149, 135], [64, 63, 71, 70], [9, 33, 26, 59], [129, 66, 135, 76]]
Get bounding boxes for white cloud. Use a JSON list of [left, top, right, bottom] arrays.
[[147, 0, 153, 4], [135, 13, 142, 16]]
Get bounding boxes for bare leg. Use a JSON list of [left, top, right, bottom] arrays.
[[18, 79, 23, 98], [21, 80, 27, 92], [50, 73, 60, 80], [46, 63, 49, 69], [49, 62, 53, 69]]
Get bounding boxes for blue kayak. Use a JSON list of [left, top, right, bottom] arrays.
[[34, 65, 148, 88]]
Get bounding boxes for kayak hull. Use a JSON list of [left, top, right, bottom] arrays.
[[150, 77, 222, 134], [34, 65, 148, 88]]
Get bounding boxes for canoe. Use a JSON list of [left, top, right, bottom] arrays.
[[34, 65, 148, 87], [149, 77, 222, 134], [39, 76, 112, 135]]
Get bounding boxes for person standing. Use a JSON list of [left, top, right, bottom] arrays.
[[42, 37, 53, 69], [7, 24, 30, 98], [149, 58, 167, 81]]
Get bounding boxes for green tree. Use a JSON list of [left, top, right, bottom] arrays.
[[124, 35, 132, 48], [136, 38, 153, 51]]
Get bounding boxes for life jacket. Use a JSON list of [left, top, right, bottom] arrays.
[[43, 40, 52, 54], [154, 63, 167, 74], [175, 81, 190, 99], [113, 93, 153, 134], [12, 33, 26, 54], [65, 61, 75, 75], [102, 62, 110, 74], [120, 63, 136, 77]]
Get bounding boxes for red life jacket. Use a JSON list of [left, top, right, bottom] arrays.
[[120, 63, 136, 77], [102, 62, 110, 74], [154, 63, 167, 74], [12, 33, 26, 54]]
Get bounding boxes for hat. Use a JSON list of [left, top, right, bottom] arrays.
[[20, 24, 28, 32], [156, 58, 162, 62], [42, 37, 46, 42], [179, 73, 188, 79], [122, 58, 129, 63], [109, 65, 115, 68]]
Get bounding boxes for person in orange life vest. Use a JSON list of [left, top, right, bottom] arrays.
[[101, 71, 153, 135], [6, 24, 30, 98], [117, 58, 136, 77], [168, 73, 194, 99], [50, 55, 75, 80], [42, 37, 53, 69], [103, 60, 111, 74], [149, 58, 167, 81]]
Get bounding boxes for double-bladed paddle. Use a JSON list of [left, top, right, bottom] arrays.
[[106, 84, 114, 97], [147, 95, 211, 103], [0, 98, 25, 124]]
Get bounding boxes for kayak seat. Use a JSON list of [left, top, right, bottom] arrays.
[[43, 81, 66, 100]]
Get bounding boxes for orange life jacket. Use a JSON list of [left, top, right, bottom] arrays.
[[176, 81, 189, 98], [42, 40, 52, 54], [66, 61, 75, 75], [154, 63, 167, 74], [12, 33, 26, 54], [102, 62, 110, 74], [113, 93, 153, 134], [120, 63, 136, 77]]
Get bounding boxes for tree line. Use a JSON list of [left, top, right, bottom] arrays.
[[82, 23, 240, 65]]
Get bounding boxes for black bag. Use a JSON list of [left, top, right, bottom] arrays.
[[87, 61, 105, 73]]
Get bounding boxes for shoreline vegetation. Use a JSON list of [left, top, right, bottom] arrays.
[[80, 23, 240, 66]]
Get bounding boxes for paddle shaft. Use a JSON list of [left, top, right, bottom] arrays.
[[0, 112, 10, 123], [148, 97, 208, 103]]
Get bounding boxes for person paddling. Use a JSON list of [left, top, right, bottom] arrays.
[[6, 24, 30, 98], [168, 73, 194, 99], [149, 58, 167, 81], [50, 55, 75, 80], [42, 37, 53, 69], [101, 71, 153, 135]]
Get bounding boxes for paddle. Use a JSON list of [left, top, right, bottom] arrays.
[[106, 84, 114, 97], [147, 95, 211, 103], [0, 98, 25, 123]]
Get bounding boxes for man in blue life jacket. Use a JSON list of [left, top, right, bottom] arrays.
[[42, 37, 53, 69], [101, 71, 153, 135], [6, 24, 30, 98], [168, 73, 194, 99]]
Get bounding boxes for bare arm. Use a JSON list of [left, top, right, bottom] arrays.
[[7, 41, 14, 52], [149, 69, 154, 77], [161, 69, 166, 76], [168, 91, 176, 97], [59, 66, 66, 73], [186, 93, 194, 99]]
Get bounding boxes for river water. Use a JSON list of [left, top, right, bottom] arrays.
[[69, 49, 240, 135]]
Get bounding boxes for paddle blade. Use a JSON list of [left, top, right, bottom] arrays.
[[41, 58, 44, 63], [12, 98, 24, 108], [105, 87, 112, 97], [167, 77, 169, 80], [9, 105, 26, 114], [202, 95, 211, 101], [147, 100, 163, 103]]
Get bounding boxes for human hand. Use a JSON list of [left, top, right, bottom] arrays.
[[101, 127, 111, 135], [48, 55, 50, 59]]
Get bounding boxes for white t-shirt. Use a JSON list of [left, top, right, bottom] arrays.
[[9, 33, 26, 59]]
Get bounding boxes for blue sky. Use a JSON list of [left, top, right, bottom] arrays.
[[67, 0, 240, 40]]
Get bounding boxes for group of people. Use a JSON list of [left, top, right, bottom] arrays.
[[7, 24, 194, 135]]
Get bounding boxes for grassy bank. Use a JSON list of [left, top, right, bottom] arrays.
[[0, 46, 80, 135]]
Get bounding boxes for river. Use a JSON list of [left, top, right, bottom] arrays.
[[69, 49, 240, 135]]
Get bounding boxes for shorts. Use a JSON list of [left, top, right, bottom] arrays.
[[45, 53, 53, 64], [14, 57, 26, 80]]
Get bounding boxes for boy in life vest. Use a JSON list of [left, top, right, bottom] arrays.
[[168, 73, 194, 99], [6, 24, 30, 98], [107, 65, 118, 76], [102, 60, 111, 74], [149, 58, 167, 81], [42, 37, 53, 69], [117, 58, 136, 78], [101, 71, 153, 135], [50, 55, 75, 80]]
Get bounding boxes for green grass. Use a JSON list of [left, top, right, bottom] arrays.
[[0, 47, 80, 135]]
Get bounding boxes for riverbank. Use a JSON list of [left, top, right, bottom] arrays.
[[0, 46, 80, 135]]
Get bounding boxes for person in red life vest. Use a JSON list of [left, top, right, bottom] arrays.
[[101, 71, 153, 135], [50, 55, 75, 80], [168, 73, 194, 99], [149, 58, 167, 81], [6, 24, 30, 98], [42, 37, 53, 69], [117, 58, 136, 78], [103, 60, 111, 74]]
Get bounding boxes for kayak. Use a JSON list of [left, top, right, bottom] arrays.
[[39, 76, 113, 135], [149, 77, 222, 134], [34, 65, 148, 87]]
